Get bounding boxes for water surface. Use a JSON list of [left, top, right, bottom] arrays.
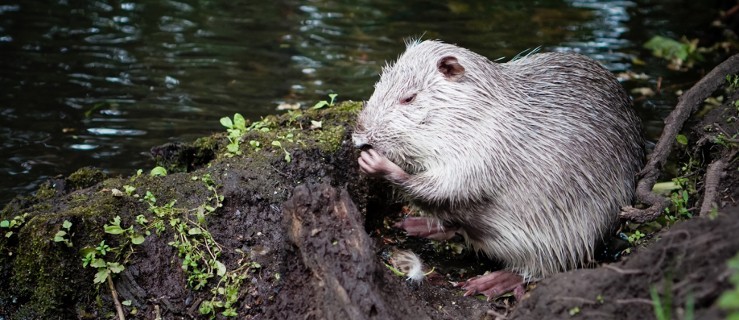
[[0, 0, 723, 205]]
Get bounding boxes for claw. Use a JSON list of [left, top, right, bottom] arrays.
[[456, 271, 525, 301], [395, 217, 459, 241]]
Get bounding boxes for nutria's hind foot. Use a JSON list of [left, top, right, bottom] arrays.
[[456, 271, 526, 301], [394, 217, 459, 241]]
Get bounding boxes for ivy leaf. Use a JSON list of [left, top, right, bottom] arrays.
[[62, 220, 72, 229], [94, 269, 109, 284], [90, 259, 107, 268], [108, 262, 125, 274]]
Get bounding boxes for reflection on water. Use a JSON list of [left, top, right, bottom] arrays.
[[0, 0, 722, 205]]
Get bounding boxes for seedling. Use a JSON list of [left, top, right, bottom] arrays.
[[1, 213, 29, 238], [220, 113, 248, 156], [311, 93, 338, 109], [53, 220, 74, 247]]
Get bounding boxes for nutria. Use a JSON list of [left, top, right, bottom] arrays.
[[353, 40, 644, 299]]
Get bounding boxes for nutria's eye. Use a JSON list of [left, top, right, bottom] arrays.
[[400, 93, 417, 105]]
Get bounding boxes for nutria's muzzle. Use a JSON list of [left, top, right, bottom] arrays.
[[352, 132, 370, 149]]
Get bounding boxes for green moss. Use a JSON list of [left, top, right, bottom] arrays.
[[311, 125, 347, 153], [11, 215, 88, 316], [34, 182, 58, 200], [66, 167, 106, 191]]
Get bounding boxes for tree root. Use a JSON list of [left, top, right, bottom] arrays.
[[621, 53, 739, 223], [107, 274, 126, 320]]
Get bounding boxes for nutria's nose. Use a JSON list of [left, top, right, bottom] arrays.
[[352, 133, 370, 149]]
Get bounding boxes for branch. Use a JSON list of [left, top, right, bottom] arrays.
[[107, 274, 126, 320], [621, 53, 739, 223]]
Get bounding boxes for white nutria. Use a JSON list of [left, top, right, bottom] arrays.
[[353, 40, 644, 298]]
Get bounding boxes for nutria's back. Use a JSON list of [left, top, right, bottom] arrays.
[[354, 40, 644, 279]]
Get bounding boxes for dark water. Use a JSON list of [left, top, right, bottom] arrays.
[[0, 0, 724, 205]]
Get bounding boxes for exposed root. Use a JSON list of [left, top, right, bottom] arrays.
[[621, 53, 739, 223], [107, 274, 126, 320], [700, 157, 727, 216]]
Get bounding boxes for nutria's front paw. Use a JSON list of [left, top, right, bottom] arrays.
[[358, 148, 409, 183]]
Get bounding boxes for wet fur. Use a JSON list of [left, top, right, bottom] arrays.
[[354, 40, 644, 280]]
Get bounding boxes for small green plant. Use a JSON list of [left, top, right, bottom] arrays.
[[248, 140, 261, 151], [199, 260, 260, 317], [719, 252, 739, 319], [1, 213, 29, 238], [676, 134, 688, 146], [271, 140, 291, 163], [53, 220, 74, 247], [627, 230, 646, 245], [123, 185, 136, 196], [81, 241, 126, 284], [665, 189, 691, 220], [220, 113, 248, 156], [568, 306, 581, 316], [643, 35, 703, 70], [727, 74, 739, 91], [651, 285, 671, 320], [311, 93, 338, 109], [104, 216, 147, 245]]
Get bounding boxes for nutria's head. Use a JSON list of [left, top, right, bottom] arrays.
[[352, 40, 493, 174]]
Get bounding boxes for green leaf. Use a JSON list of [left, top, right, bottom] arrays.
[[199, 301, 213, 314], [90, 259, 107, 268], [676, 134, 688, 145], [150, 166, 167, 177], [122, 300, 132, 306], [94, 269, 109, 284], [719, 290, 739, 309], [233, 113, 246, 130], [0, 220, 9, 228], [222, 308, 238, 317], [108, 262, 125, 274], [188, 227, 202, 235], [644, 36, 688, 60], [131, 234, 146, 245], [53, 231, 67, 242], [104, 225, 126, 235], [220, 116, 233, 129], [271, 140, 282, 148], [216, 260, 227, 277], [311, 100, 329, 110], [5, 231, 13, 238], [328, 93, 338, 105], [226, 144, 239, 153], [62, 220, 72, 229]]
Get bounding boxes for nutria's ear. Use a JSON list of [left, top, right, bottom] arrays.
[[437, 56, 465, 81]]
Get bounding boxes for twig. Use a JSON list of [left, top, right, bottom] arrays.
[[107, 274, 126, 320], [621, 53, 739, 223]]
